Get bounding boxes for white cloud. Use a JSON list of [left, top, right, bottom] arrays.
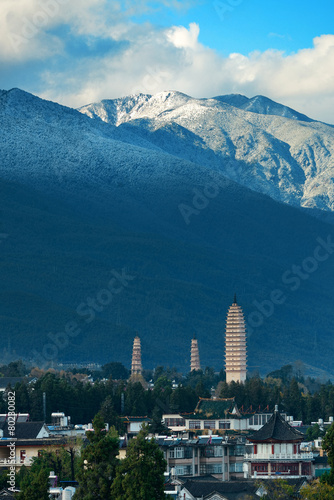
[[1, 1, 334, 123]]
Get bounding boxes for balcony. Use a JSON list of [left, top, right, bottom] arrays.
[[245, 452, 313, 460]]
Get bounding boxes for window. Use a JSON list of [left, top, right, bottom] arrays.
[[206, 464, 222, 474], [235, 444, 245, 456], [165, 418, 185, 427], [235, 462, 243, 473], [203, 446, 214, 457], [230, 463, 244, 473], [20, 450, 26, 463], [214, 446, 223, 457], [170, 447, 184, 459], [175, 465, 192, 476], [204, 421, 216, 429], [219, 421, 230, 430], [189, 421, 201, 429]]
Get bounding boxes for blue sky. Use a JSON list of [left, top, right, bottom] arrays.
[[0, 0, 333, 122], [131, 0, 333, 55]]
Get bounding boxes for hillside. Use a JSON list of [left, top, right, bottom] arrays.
[[0, 89, 333, 376]]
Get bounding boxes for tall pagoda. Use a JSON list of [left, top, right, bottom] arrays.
[[131, 335, 143, 377], [225, 295, 247, 383], [190, 335, 201, 372]]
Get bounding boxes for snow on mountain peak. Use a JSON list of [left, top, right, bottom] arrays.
[[79, 90, 334, 214]]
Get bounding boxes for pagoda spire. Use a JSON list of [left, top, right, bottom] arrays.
[[190, 336, 201, 372], [233, 293, 237, 304], [131, 335, 143, 376]]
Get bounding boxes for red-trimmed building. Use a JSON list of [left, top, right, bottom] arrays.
[[244, 406, 314, 479]]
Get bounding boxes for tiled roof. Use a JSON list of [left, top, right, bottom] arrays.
[[157, 436, 229, 448], [190, 398, 238, 419], [0, 489, 15, 499], [182, 478, 308, 500], [182, 479, 258, 499], [248, 411, 305, 443], [0, 421, 47, 439]]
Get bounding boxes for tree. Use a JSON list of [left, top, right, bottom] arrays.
[[73, 413, 119, 500], [17, 463, 49, 500], [110, 426, 167, 500], [0, 360, 28, 377], [321, 422, 334, 485], [301, 480, 334, 499], [101, 362, 129, 380], [16, 444, 80, 499], [149, 405, 169, 435], [257, 478, 295, 499], [306, 423, 325, 442], [100, 395, 125, 434]]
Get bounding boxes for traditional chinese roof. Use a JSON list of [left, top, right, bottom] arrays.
[[0, 421, 48, 440], [0, 489, 16, 499], [248, 410, 305, 443], [188, 398, 239, 420], [181, 478, 258, 500]]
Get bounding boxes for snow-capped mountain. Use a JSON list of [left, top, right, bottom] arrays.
[[1, 88, 334, 376], [80, 91, 334, 214]]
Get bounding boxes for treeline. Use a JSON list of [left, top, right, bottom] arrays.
[[0, 365, 218, 428], [1, 361, 334, 426], [219, 377, 334, 423]]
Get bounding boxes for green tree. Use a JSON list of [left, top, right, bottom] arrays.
[[73, 413, 119, 500], [100, 395, 124, 434], [16, 444, 80, 498], [149, 405, 169, 435], [301, 480, 334, 499], [110, 426, 167, 500], [101, 362, 129, 380], [321, 422, 334, 485], [257, 478, 295, 499], [17, 464, 49, 500], [306, 423, 325, 442]]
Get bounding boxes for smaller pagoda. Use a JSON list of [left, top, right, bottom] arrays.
[[245, 406, 314, 479], [190, 335, 201, 372], [131, 335, 143, 377]]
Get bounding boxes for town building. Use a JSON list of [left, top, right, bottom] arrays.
[[0, 419, 69, 469], [225, 295, 247, 384], [163, 398, 280, 433], [244, 406, 314, 479], [121, 416, 152, 436], [157, 435, 246, 480]]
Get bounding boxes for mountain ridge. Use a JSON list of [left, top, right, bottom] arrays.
[[0, 88, 334, 377], [79, 90, 334, 215]]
